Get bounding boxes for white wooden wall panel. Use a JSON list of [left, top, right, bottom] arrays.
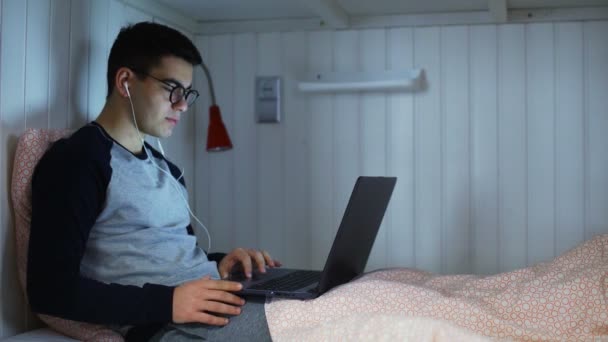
[[442, 26, 471, 274], [332, 30, 360, 258], [232, 33, 259, 250], [256, 33, 285, 258], [308, 31, 334, 270], [281, 31, 310, 268], [49, 0, 71, 130], [1, 1, 27, 337], [68, 0, 90, 128], [498, 24, 528, 272], [25, 0, 50, 129], [554, 22, 585, 255], [414, 27, 443, 273], [361, 29, 388, 271], [0, 0, 194, 337], [585, 21, 608, 239], [526, 23, 556, 265], [386, 27, 415, 267], [471, 25, 499, 275], [87, 0, 108, 121]]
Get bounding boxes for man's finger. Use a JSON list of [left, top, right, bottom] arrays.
[[202, 289, 245, 306], [248, 249, 267, 273], [200, 300, 242, 316], [192, 311, 229, 326], [262, 251, 276, 267], [219, 258, 239, 279], [199, 278, 243, 292], [238, 252, 254, 278]]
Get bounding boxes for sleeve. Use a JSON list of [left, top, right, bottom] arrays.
[[27, 141, 174, 326]]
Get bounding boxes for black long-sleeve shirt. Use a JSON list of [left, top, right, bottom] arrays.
[[28, 122, 217, 325]]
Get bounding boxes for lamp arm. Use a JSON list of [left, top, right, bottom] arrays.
[[200, 61, 217, 105]]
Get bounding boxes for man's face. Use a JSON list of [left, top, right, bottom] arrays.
[[130, 56, 194, 138]]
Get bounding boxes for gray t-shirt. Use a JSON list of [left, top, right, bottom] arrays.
[[80, 124, 220, 287]]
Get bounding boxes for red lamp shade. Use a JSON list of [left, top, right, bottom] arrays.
[[206, 104, 233, 151]]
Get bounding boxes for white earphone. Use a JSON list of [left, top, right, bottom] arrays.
[[123, 81, 130, 97]]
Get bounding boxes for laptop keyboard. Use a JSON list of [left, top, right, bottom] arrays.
[[249, 270, 321, 291]]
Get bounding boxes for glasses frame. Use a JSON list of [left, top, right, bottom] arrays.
[[132, 69, 200, 106]]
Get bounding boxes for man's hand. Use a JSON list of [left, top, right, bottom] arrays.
[[218, 248, 282, 279], [172, 276, 244, 325]]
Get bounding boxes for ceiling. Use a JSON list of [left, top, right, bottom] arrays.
[[154, 0, 608, 22], [130, 0, 608, 34]]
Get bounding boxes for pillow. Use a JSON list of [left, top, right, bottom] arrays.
[[11, 128, 124, 342]]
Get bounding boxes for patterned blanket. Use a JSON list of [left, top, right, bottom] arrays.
[[266, 234, 608, 341]]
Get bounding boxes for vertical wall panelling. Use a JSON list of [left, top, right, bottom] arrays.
[[414, 27, 442, 273], [308, 31, 334, 270], [387, 27, 415, 268], [526, 23, 556, 265], [232, 33, 259, 250], [555, 22, 585, 255], [585, 21, 608, 239], [498, 24, 528, 272], [281, 31, 311, 268], [25, 0, 50, 129], [1, 0, 27, 336], [49, 0, 71, 130], [68, 0, 90, 128], [442, 26, 471, 274], [0, 1, 190, 338], [471, 25, 500, 275], [207, 35, 235, 254], [332, 30, 360, 256], [194, 36, 212, 244], [195, 20, 608, 273], [256, 33, 285, 258], [87, 0, 109, 121], [360, 29, 388, 270]]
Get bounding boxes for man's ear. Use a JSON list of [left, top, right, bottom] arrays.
[[115, 67, 133, 98]]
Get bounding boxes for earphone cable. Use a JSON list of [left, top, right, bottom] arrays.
[[125, 85, 212, 252]]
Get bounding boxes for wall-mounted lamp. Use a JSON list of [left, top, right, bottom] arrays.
[[201, 61, 233, 152]]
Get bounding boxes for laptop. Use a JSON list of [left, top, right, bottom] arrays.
[[229, 176, 396, 299]]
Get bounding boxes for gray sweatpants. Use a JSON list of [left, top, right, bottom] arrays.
[[148, 297, 271, 341]]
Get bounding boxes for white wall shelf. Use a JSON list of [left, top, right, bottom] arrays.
[[297, 69, 423, 93]]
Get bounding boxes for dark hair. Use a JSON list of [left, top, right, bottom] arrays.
[[106, 21, 202, 98]]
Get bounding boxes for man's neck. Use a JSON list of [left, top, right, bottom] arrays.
[[95, 101, 145, 154]]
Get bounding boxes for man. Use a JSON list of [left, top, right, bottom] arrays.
[[28, 21, 276, 341]]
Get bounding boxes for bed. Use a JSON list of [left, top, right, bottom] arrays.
[[9, 129, 608, 341]]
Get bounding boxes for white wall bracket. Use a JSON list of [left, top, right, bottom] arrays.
[[488, 0, 508, 23], [303, 0, 350, 29]]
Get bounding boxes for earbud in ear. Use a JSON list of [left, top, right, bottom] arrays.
[[123, 81, 131, 97]]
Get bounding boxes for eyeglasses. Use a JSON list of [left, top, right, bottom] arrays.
[[134, 70, 200, 107]]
